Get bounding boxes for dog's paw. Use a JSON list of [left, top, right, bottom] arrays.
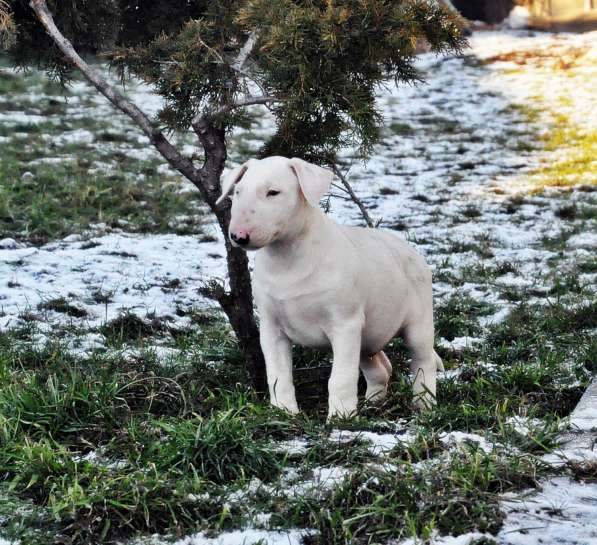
[[327, 398, 358, 420], [412, 391, 436, 411], [271, 399, 300, 415], [365, 384, 388, 403]]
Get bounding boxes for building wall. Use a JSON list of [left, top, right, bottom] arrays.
[[531, 0, 596, 17]]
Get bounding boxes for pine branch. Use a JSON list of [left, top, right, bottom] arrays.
[[192, 95, 285, 130], [28, 0, 211, 202], [190, 30, 285, 149], [331, 164, 379, 228], [231, 30, 259, 73]]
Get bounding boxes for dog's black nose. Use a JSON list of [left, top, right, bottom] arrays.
[[231, 232, 250, 246]]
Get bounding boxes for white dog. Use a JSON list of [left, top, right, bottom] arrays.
[[217, 156, 443, 418]]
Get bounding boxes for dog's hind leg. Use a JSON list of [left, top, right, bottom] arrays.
[[403, 323, 437, 410], [360, 351, 392, 402], [433, 350, 444, 372]]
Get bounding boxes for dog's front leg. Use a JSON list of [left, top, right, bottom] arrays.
[[327, 319, 363, 419], [260, 320, 299, 414]]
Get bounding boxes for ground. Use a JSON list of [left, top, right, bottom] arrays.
[[0, 30, 595, 545]]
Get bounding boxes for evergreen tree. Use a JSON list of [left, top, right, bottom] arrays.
[[1, 0, 465, 390]]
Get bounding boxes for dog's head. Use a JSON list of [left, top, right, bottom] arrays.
[[217, 156, 333, 251]]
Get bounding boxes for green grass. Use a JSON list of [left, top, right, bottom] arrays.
[[1, 50, 595, 545], [0, 138, 206, 244], [434, 294, 493, 341], [388, 121, 413, 135], [0, 63, 207, 245], [0, 290, 592, 544], [273, 449, 538, 543], [517, 112, 597, 191]]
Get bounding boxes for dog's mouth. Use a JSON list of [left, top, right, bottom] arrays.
[[229, 237, 263, 251]]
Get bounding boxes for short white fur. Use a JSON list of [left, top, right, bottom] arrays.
[[219, 156, 443, 418]]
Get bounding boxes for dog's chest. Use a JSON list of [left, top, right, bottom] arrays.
[[255, 283, 331, 347]]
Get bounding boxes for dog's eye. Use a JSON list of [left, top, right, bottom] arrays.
[[266, 189, 281, 197]]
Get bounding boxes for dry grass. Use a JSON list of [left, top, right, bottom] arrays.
[[0, 0, 16, 49]]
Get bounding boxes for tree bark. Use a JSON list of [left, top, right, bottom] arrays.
[[29, 0, 267, 395], [194, 121, 267, 394]]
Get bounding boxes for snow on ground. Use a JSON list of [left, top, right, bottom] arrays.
[[439, 431, 494, 454], [493, 378, 597, 545], [135, 528, 311, 545], [170, 529, 311, 545], [498, 477, 597, 545], [506, 416, 544, 436], [272, 438, 311, 456], [329, 428, 417, 455], [394, 532, 491, 545], [1, 31, 595, 360], [0, 231, 226, 332], [437, 336, 483, 352], [282, 466, 352, 499], [0, 29, 596, 545]]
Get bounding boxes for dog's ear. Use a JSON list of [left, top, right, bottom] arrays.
[[289, 158, 333, 207], [216, 161, 252, 205]]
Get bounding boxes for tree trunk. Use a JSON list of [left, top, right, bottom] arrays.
[[29, 0, 268, 395], [211, 243, 268, 395], [195, 124, 268, 395]]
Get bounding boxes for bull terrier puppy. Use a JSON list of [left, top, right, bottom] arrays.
[[217, 156, 442, 418]]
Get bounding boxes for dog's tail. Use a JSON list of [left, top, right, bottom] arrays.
[[433, 350, 444, 372]]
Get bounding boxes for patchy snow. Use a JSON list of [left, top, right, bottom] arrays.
[[568, 232, 597, 250], [250, 512, 273, 528], [543, 433, 597, 466], [273, 438, 310, 456], [1, 30, 595, 361], [1, 28, 596, 545], [439, 431, 494, 454], [74, 449, 128, 470], [395, 532, 491, 545], [498, 379, 597, 544], [140, 528, 313, 545], [329, 428, 417, 455], [506, 416, 544, 436], [437, 336, 483, 352], [44, 128, 96, 146], [282, 466, 351, 499], [478, 306, 512, 327], [0, 232, 226, 334], [498, 477, 597, 545], [0, 238, 21, 250]]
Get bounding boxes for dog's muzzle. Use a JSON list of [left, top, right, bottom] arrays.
[[230, 231, 250, 246]]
